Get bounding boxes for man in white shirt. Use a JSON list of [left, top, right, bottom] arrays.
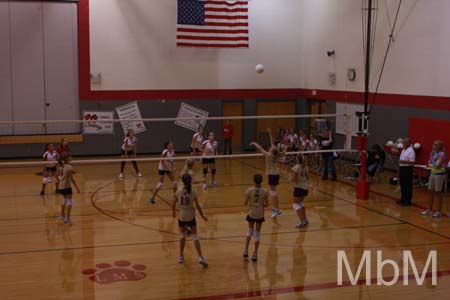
[[398, 138, 415, 206]]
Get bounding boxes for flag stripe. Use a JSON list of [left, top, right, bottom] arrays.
[[204, 1, 248, 6], [177, 28, 248, 34], [203, 21, 248, 26], [177, 35, 249, 41], [178, 25, 248, 31], [205, 8, 248, 13], [177, 43, 249, 48], [178, 32, 248, 37], [204, 14, 248, 20]]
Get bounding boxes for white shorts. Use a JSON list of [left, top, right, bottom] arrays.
[[428, 174, 446, 192]]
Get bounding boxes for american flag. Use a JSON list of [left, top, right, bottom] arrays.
[[177, 0, 249, 48]]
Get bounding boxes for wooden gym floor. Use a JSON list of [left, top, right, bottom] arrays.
[[0, 157, 449, 300]]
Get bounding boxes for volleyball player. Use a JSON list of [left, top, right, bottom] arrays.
[[180, 159, 205, 184], [172, 174, 208, 267], [150, 141, 177, 204], [201, 132, 218, 190], [191, 126, 205, 156], [291, 154, 309, 228], [40, 144, 59, 195], [243, 174, 268, 262], [119, 129, 142, 179], [250, 128, 282, 218], [58, 155, 80, 224]]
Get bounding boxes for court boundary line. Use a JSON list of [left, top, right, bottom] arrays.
[[174, 269, 450, 300]]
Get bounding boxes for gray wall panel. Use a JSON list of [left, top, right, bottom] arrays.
[[73, 100, 223, 156], [43, 1, 80, 134], [10, 1, 46, 134], [0, 2, 13, 135]]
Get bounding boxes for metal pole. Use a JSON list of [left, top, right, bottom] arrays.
[[357, 0, 373, 200], [364, 0, 373, 125]]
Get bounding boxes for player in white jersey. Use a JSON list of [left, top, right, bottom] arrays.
[[40, 144, 60, 195], [119, 129, 142, 179], [172, 174, 208, 267], [201, 132, 218, 190], [191, 126, 205, 156], [291, 154, 309, 228], [250, 128, 282, 218], [58, 155, 80, 224], [243, 174, 268, 262], [150, 141, 177, 204]]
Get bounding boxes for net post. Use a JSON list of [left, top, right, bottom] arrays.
[[356, 112, 370, 200]]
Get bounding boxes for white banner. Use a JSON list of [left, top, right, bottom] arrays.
[[82, 111, 114, 134], [175, 103, 209, 132], [336, 103, 363, 137], [115, 101, 146, 135]]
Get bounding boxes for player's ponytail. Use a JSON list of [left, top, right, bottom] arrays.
[[182, 174, 192, 194]]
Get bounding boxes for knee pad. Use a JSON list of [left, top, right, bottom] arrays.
[[269, 190, 278, 197], [66, 199, 73, 206], [192, 234, 200, 241], [156, 182, 163, 189], [203, 168, 208, 175], [293, 202, 304, 211], [211, 169, 217, 175], [246, 228, 254, 237], [42, 177, 49, 184], [172, 181, 178, 188], [253, 231, 261, 242]]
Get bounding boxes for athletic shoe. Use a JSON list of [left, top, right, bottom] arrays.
[[432, 211, 442, 218], [202, 183, 207, 190], [211, 181, 217, 187], [118, 173, 124, 179], [64, 217, 72, 224], [243, 251, 249, 261], [251, 253, 258, 262], [137, 172, 143, 177], [199, 257, 208, 268], [295, 222, 305, 228], [178, 256, 184, 264], [271, 209, 282, 218], [40, 190, 45, 196], [421, 209, 433, 216], [58, 216, 65, 222], [150, 197, 156, 205], [296, 219, 309, 228]]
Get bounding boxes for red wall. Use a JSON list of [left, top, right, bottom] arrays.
[[409, 117, 450, 164]]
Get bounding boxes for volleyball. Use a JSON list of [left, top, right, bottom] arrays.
[[255, 64, 264, 74], [413, 143, 421, 149], [386, 141, 394, 147]]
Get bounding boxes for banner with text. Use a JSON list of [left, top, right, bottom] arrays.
[[115, 102, 146, 135], [175, 103, 209, 132], [82, 111, 114, 134]]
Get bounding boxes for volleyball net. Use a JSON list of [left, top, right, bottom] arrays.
[[0, 113, 360, 168]]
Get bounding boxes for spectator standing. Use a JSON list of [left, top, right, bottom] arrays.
[[222, 120, 234, 155], [398, 138, 415, 206]]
